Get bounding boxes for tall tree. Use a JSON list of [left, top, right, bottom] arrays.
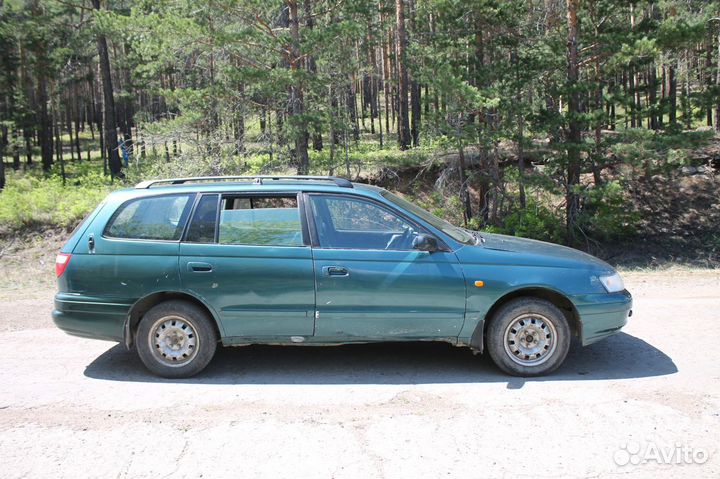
[[28, 0, 53, 171], [395, 0, 411, 149], [91, 0, 122, 177], [565, 0, 582, 237], [288, 0, 309, 174]]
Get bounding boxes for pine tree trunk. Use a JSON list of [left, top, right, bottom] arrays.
[[395, 0, 410, 149], [12, 128, 20, 170], [120, 43, 135, 146], [346, 82, 359, 142], [705, 36, 713, 126], [648, 65, 658, 130], [380, 14, 391, 137], [634, 70, 641, 128], [65, 104, 75, 161], [305, 0, 323, 151], [73, 93, 82, 161], [0, 125, 5, 190], [28, 1, 53, 171], [705, 29, 713, 126], [628, 68, 636, 128], [408, 0, 420, 147], [24, 130, 32, 166], [410, 80, 420, 147], [376, 77, 383, 147], [629, 5, 640, 129], [53, 105, 66, 185], [668, 63, 677, 127], [92, 0, 122, 177], [565, 0, 582, 239], [328, 86, 336, 174], [36, 72, 53, 171], [456, 128, 472, 223], [287, 0, 309, 175], [682, 53, 692, 129], [235, 82, 245, 155], [607, 77, 616, 130], [716, 29, 720, 132], [87, 65, 97, 142]]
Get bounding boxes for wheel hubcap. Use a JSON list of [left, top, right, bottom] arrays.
[[503, 313, 557, 366], [150, 316, 198, 367]]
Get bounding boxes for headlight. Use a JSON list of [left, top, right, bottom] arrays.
[[598, 272, 625, 293]]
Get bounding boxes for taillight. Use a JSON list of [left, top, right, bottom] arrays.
[[56, 253, 72, 277]]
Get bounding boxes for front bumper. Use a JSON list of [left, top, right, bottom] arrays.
[[572, 290, 633, 346], [52, 293, 129, 342]]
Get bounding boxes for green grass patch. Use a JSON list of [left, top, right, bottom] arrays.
[[0, 170, 114, 233]]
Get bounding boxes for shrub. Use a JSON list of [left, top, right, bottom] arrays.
[[576, 181, 640, 242], [491, 200, 565, 244]]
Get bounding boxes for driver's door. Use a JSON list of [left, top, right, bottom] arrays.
[[307, 193, 467, 341]]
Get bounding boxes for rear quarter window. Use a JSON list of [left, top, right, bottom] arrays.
[[104, 194, 194, 241]]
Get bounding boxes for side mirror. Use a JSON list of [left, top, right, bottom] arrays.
[[412, 234, 439, 252]]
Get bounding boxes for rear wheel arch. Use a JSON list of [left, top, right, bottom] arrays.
[[482, 287, 581, 340], [124, 291, 222, 349]]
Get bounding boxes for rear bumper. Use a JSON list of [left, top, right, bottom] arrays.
[[52, 294, 129, 342], [573, 290, 633, 346]]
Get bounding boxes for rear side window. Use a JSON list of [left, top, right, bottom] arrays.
[[218, 196, 303, 246], [105, 194, 193, 241]]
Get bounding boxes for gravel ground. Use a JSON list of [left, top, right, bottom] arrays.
[[0, 269, 719, 478]]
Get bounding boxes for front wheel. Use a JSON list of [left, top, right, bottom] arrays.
[[136, 300, 218, 378], [486, 298, 571, 377]]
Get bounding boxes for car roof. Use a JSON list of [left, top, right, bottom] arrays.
[[107, 178, 387, 202]]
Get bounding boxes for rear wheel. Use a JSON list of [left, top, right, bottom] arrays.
[[136, 300, 218, 378], [486, 298, 570, 377]]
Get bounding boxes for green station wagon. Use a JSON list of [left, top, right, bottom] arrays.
[[53, 176, 632, 378]]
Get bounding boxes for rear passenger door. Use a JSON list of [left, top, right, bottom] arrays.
[[179, 193, 316, 339]]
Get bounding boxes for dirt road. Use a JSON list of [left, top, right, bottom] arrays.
[[1, 269, 719, 478]]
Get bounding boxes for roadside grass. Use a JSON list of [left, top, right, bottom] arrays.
[[0, 170, 113, 232]]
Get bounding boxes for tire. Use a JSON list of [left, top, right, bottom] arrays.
[[486, 298, 571, 377], [136, 300, 218, 378]]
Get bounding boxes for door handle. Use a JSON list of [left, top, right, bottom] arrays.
[[323, 266, 349, 277], [188, 262, 213, 273]]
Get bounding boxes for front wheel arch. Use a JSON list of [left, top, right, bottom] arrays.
[[481, 287, 581, 343], [124, 291, 222, 349]]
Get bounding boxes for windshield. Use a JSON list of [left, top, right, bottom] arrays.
[[381, 191, 475, 245]]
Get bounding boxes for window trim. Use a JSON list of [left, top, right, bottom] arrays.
[[102, 193, 196, 243], [303, 192, 451, 252]]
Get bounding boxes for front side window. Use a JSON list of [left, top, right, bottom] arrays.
[[105, 194, 193, 240], [381, 190, 475, 245], [309, 195, 418, 250], [218, 196, 303, 246]]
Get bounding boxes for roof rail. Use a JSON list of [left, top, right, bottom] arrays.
[[134, 175, 353, 189]]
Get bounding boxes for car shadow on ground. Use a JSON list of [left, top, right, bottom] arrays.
[[83, 332, 677, 386]]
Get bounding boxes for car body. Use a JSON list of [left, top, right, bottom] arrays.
[[53, 176, 632, 377]]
